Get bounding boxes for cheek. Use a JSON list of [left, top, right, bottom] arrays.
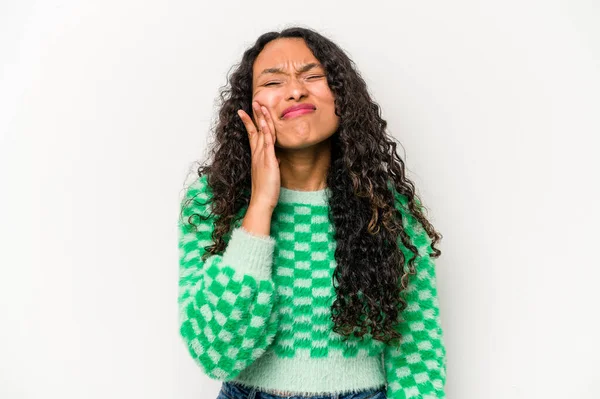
[[312, 86, 336, 108], [253, 92, 283, 120], [253, 91, 281, 108]]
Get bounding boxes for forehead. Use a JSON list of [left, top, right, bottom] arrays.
[[253, 38, 319, 75]]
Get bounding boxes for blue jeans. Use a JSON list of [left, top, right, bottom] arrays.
[[217, 381, 387, 399]]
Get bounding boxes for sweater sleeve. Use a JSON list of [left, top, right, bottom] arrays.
[[177, 175, 280, 381], [383, 194, 447, 398]]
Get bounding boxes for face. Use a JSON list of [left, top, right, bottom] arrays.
[[251, 38, 340, 149]]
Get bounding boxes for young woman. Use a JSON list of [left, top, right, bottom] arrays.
[[178, 26, 447, 399]]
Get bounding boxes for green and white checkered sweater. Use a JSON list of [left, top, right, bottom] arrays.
[[178, 173, 447, 398]]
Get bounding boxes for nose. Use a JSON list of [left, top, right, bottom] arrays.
[[286, 76, 308, 101]]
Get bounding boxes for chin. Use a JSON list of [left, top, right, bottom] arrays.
[[278, 136, 333, 150]]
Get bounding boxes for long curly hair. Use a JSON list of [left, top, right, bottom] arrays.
[[182, 26, 442, 348]]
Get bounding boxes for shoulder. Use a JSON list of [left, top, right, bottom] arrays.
[[180, 172, 214, 220], [387, 181, 421, 226], [182, 172, 211, 198], [387, 182, 433, 254]]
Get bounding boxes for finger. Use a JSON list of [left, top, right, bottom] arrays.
[[255, 116, 265, 155], [237, 109, 258, 152], [252, 101, 268, 137], [260, 118, 271, 147], [252, 101, 270, 144], [262, 120, 278, 166], [237, 109, 258, 135], [252, 101, 271, 144], [261, 106, 276, 144], [258, 115, 271, 142], [260, 119, 274, 165]]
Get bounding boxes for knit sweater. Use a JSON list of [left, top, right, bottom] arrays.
[[177, 173, 447, 398]]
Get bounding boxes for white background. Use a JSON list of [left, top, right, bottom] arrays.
[[1, 1, 599, 398]]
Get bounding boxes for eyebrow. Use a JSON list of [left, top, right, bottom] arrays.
[[257, 62, 323, 78]]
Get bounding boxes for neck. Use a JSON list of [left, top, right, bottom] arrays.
[[276, 138, 331, 191]]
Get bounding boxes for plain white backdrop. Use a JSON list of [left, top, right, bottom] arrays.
[[1, 1, 599, 398]]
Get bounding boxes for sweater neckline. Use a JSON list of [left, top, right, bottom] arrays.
[[278, 185, 331, 206]]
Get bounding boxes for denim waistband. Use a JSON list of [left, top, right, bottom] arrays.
[[220, 380, 386, 399]]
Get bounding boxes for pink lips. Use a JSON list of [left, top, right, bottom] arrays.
[[282, 108, 315, 119], [281, 103, 316, 119]]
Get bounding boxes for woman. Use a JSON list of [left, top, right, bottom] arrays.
[[178, 26, 447, 399]]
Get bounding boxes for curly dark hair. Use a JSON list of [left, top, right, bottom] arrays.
[[181, 25, 443, 348]]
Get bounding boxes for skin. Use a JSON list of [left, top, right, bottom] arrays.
[[247, 37, 340, 191]]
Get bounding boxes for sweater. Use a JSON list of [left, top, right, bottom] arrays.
[[177, 173, 447, 398]]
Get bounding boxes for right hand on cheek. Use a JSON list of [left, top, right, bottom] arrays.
[[237, 101, 281, 211]]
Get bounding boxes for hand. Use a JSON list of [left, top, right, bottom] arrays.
[[252, 101, 277, 147], [237, 101, 281, 210]]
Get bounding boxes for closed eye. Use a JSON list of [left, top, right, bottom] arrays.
[[264, 75, 324, 87]]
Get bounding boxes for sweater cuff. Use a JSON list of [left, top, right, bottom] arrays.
[[221, 226, 276, 280]]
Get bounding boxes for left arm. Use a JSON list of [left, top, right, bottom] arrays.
[[383, 200, 447, 398]]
